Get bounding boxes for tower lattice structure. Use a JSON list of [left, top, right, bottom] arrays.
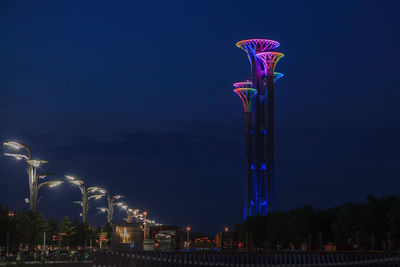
[[234, 39, 285, 220]]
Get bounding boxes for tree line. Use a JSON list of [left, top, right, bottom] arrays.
[[235, 195, 400, 250], [0, 205, 111, 253]]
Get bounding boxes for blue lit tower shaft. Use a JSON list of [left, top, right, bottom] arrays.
[[244, 111, 253, 219], [234, 86, 257, 220], [247, 49, 270, 216], [264, 73, 275, 214]]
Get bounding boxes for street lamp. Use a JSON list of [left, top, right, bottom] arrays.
[[64, 175, 104, 224], [118, 204, 139, 223], [4, 141, 63, 211], [186, 226, 191, 243], [139, 211, 151, 239], [94, 187, 124, 224]]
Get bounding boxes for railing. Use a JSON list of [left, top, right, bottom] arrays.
[[94, 250, 400, 266]]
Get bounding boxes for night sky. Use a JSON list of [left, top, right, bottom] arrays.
[[1, 0, 399, 235]]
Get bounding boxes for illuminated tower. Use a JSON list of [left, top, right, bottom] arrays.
[[234, 86, 257, 218], [234, 39, 285, 219]]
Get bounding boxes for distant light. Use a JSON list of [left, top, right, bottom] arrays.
[[64, 175, 76, 181], [27, 159, 48, 168], [4, 153, 29, 160], [3, 141, 24, 150], [49, 181, 63, 188], [261, 164, 266, 170]]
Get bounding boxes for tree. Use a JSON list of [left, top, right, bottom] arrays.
[[58, 216, 76, 247]]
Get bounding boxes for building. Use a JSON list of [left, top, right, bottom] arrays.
[[148, 225, 181, 251], [215, 231, 239, 250], [234, 39, 285, 219], [192, 236, 215, 249], [111, 222, 144, 251]]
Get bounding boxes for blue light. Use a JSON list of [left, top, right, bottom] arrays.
[[261, 164, 266, 170], [273, 72, 284, 82], [251, 164, 255, 170], [262, 129, 266, 134]]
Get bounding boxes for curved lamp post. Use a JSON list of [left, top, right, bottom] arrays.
[[125, 208, 139, 223], [64, 175, 104, 224], [94, 187, 124, 224], [116, 203, 139, 223], [4, 141, 63, 210]]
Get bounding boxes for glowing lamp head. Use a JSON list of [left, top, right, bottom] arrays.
[[224, 227, 229, 232], [91, 187, 107, 194], [49, 181, 63, 188], [27, 159, 48, 168], [98, 207, 107, 213], [4, 153, 29, 161], [186, 226, 191, 232], [38, 173, 54, 179], [3, 141, 24, 150], [71, 180, 84, 186], [64, 175, 77, 181], [116, 202, 127, 207]]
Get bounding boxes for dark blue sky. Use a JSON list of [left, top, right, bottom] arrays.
[[1, 0, 399, 235]]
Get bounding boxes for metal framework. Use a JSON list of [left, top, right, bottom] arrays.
[[233, 88, 257, 112], [236, 39, 280, 53], [233, 81, 252, 88], [234, 39, 285, 220], [256, 52, 285, 76]]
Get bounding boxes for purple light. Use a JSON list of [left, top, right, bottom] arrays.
[[236, 39, 280, 54]]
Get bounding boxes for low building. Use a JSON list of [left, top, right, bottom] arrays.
[[193, 236, 215, 249], [148, 225, 181, 251], [111, 222, 144, 251], [215, 231, 238, 250]]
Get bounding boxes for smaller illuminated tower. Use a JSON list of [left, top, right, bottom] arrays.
[[234, 86, 257, 218]]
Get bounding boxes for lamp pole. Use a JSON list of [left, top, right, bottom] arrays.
[[186, 226, 191, 243], [65, 175, 104, 224], [4, 141, 63, 211], [94, 187, 123, 224]]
